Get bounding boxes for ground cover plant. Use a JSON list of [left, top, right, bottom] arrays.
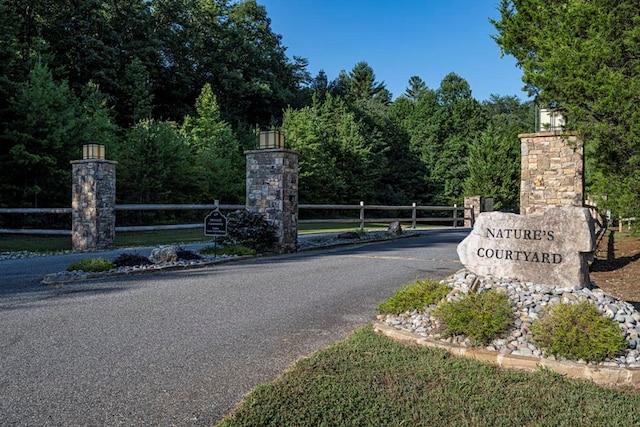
[[432, 289, 514, 345], [199, 244, 255, 256], [531, 300, 627, 363], [377, 279, 450, 315], [216, 326, 640, 427], [66, 257, 115, 272]]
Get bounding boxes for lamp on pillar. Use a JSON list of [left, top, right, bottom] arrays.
[[259, 130, 284, 149], [82, 144, 105, 160]]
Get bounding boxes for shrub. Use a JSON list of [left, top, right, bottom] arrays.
[[113, 253, 152, 267], [432, 290, 514, 345], [67, 257, 116, 272], [221, 210, 277, 252], [377, 279, 450, 314], [531, 301, 627, 362], [176, 247, 202, 260], [199, 245, 255, 256]]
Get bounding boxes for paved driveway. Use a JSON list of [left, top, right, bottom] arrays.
[[0, 229, 467, 426]]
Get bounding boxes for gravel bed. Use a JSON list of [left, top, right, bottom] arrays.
[[381, 270, 640, 368]]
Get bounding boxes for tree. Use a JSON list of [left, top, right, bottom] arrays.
[[340, 61, 391, 105], [463, 124, 520, 210], [283, 95, 377, 204], [404, 76, 428, 101], [492, 0, 640, 216], [116, 119, 199, 205], [1, 62, 78, 207], [430, 73, 486, 204], [180, 83, 245, 203]]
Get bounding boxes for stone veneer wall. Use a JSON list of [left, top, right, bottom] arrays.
[[71, 159, 117, 251], [519, 132, 584, 215], [245, 149, 298, 253], [463, 196, 494, 227]]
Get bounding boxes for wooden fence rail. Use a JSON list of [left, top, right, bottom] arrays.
[[0, 202, 471, 236], [619, 217, 638, 233]]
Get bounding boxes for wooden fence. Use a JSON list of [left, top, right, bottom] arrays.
[[619, 217, 638, 233], [0, 202, 471, 236]]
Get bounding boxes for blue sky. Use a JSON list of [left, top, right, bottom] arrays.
[[258, 0, 530, 102]]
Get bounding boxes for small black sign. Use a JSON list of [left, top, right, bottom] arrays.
[[204, 209, 228, 236]]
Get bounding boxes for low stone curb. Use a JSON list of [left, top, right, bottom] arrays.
[[40, 255, 254, 285], [296, 231, 419, 252], [373, 322, 640, 389]]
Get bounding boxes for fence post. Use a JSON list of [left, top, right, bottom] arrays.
[[453, 204, 458, 228], [619, 217, 623, 233], [359, 201, 365, 231], [411, 202, 417, 229]]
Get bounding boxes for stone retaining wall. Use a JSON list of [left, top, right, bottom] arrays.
[[374, 323, 640, 388]]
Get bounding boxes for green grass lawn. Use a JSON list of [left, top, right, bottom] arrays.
[[216, 326, 640, 427]]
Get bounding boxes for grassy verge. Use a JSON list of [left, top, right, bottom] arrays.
[[217, 326, 640, 427], [0, 222, 433, 252]]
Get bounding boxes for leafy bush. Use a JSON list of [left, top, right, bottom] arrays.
[[377, 279, 450, 314], [221, 210, 277, 252], [531, 301, 627, 362], [176, 247, 202, 260], [113, 253, 152, 267], [67, 257, 116, 272], [199, 245, 255, 256], [432, 290, 514, 345]]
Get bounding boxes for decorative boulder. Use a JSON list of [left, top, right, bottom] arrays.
[[149, 245, 179, 264], [387, 221, 403, 234], [457, 207, 595, 287]]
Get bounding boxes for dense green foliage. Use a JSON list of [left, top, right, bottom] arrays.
[[217, 326, 640, 427], [531, 301, 627, 362], [66, 257, 116, 272], [0, 0, 535, 225], [432, 290, 514, 345], [377, 279, 451, 315], [199, 244, 255, 257], [493, 0, 640, 219], [221, 210, 277, 252]]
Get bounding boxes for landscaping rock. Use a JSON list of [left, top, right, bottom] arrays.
[[457, 207, 595, 287], [149, 245, 179, 263], [387, 221, 403, 234]]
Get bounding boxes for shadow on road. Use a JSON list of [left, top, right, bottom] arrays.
[[0, 228, 469, 308]]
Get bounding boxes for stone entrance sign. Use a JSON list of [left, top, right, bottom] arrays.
[[457, 207, 595, 287]]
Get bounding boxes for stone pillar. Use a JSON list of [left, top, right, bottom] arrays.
[[463, 196, 494, 227], [71, 153, 117, 251], [464, 196, 481, 227], [519, 132, 584, 215], [245, 148, 298, 253]]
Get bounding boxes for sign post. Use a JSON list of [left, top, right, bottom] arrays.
[[204, 200, 228, 257]]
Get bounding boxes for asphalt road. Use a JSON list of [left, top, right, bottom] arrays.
[[0, 229, 467, 426]]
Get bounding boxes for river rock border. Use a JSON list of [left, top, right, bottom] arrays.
[[375, 269, 640, 388]]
